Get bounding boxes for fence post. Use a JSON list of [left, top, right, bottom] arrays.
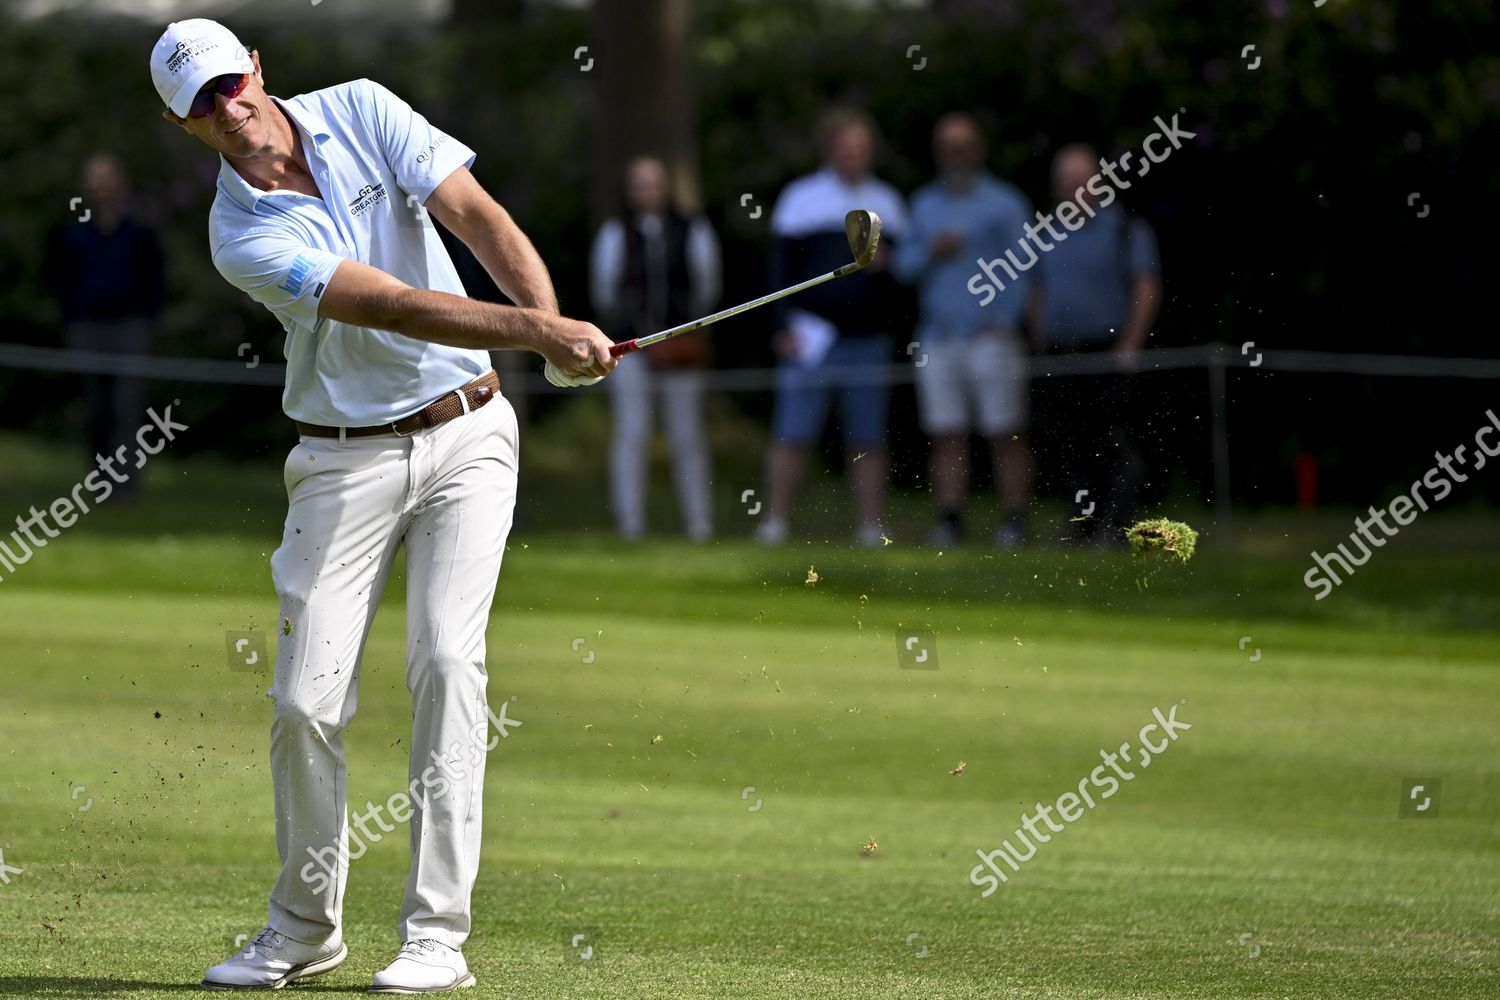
[[1208, 342, 1232, 540]]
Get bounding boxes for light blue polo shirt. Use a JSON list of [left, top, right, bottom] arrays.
[[892, 172, 1032, 341], [1034, 207, 1160, 350], [210, 78, 491, 426]]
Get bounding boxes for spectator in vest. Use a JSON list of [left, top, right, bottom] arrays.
[[44, 152, 165, 502], [1031, 143, 1161, 542], [756, 109, 908, 547], [590, 156, 722, 540], [893, 112, 1035, 549]]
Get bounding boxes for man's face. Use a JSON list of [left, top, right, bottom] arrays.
[[827, 125, 872, 181], [82, 157, 127, 209], [934, 121, 983, 176], [1053, 149, 1097, 204], [163, 50, 273, 157], [625, 159, 670, 215]]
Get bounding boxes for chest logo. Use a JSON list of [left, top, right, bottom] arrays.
[[348, 182, 388, 218]]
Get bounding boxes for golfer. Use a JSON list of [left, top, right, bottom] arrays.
[[151, 19, 614, 992]]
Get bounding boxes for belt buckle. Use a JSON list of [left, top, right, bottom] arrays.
[[391, 419, 414, 437]]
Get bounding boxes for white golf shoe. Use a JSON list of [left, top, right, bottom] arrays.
[[369, 939, 475, 993], [201, 925, 346, 990]]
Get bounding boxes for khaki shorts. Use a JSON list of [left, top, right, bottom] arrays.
[[913, 328, 1028, 436]]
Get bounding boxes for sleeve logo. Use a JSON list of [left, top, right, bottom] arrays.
[[415, 134, 450, 164], [276, 253, 317, 297]]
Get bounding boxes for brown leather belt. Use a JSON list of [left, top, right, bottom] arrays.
[[295, 370, 500, 439]]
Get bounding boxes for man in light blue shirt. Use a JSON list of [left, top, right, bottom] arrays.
[[151, 18, 613, 994], [1032, 143, 1162, 543], [893, 113, 1034, 549]]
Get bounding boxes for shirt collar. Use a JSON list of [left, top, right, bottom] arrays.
[[215, 93, 332, 214], [817, 166, 871, 192], [936, 170, 994, 198]]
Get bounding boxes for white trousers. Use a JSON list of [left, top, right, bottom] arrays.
[[608, 354, 713, 539], [265, 392, 518, 950]]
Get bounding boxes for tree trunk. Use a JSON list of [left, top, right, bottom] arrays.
[[591, 0, 699, 223]]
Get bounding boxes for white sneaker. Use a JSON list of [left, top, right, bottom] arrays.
[[370, 939, 475, 994], [754, 517, 789, 545], [201, 925, 346, 990]]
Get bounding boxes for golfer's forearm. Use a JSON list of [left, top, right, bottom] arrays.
[[386, 286, 552, 352], [466, 204, 558, 313]]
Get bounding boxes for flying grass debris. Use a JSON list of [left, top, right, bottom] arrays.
[[860, 836, 879, 858], [950, 761, 967, 776], [1125, 518, 1198, 562], [805, 566, 819, 587]]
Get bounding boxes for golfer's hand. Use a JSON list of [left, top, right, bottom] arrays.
[[539, 316, 616, 379]]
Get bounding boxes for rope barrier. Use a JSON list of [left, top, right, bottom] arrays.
[[3, 342, 1498, 395]]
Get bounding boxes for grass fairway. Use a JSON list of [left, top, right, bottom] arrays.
[[0, 446, 1498, 997]]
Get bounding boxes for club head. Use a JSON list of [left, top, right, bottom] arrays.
[[845, 209, 882, 270]]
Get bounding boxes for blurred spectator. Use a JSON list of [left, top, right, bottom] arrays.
[[893, 112, 1034, 549], [590, 156, 721, 540], [44, 152, 164, 500], [1031, 143, 1161, 541], [756, 109, 907, 547]]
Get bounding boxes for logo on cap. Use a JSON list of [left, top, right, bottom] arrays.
[[167, 36, 221, 75]]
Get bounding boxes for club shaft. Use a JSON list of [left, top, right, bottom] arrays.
[[612, 261, 859, 357]]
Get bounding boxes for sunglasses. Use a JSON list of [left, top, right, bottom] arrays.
[[187, 73, 250, 120]]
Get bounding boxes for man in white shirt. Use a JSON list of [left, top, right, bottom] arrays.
[[757, 109, 907, 547], [151, 19, 614, 993]]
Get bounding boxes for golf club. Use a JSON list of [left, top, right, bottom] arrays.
[[544, 209, 882, 386], [614, 208, 883, 358]]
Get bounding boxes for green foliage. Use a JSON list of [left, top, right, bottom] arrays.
[[0, 1, 1494, 502]]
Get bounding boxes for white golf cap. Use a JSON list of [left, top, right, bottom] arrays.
[[150, 18, 254, 118]]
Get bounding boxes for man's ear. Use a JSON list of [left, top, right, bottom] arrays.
[[160, 108, 188, 130], [250, 48, 263, 84]]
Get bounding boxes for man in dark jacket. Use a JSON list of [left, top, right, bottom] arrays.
[[590, 156, 722, 540], [45, 152, 165, 499], [756, 109, 908, 547]]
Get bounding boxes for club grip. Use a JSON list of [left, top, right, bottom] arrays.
[[609, 339, 640, 358]]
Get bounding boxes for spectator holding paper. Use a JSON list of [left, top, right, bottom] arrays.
[[756, 108, 907, 546]]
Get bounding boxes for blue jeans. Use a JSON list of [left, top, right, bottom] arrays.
[[771, 335, 892, 446]]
